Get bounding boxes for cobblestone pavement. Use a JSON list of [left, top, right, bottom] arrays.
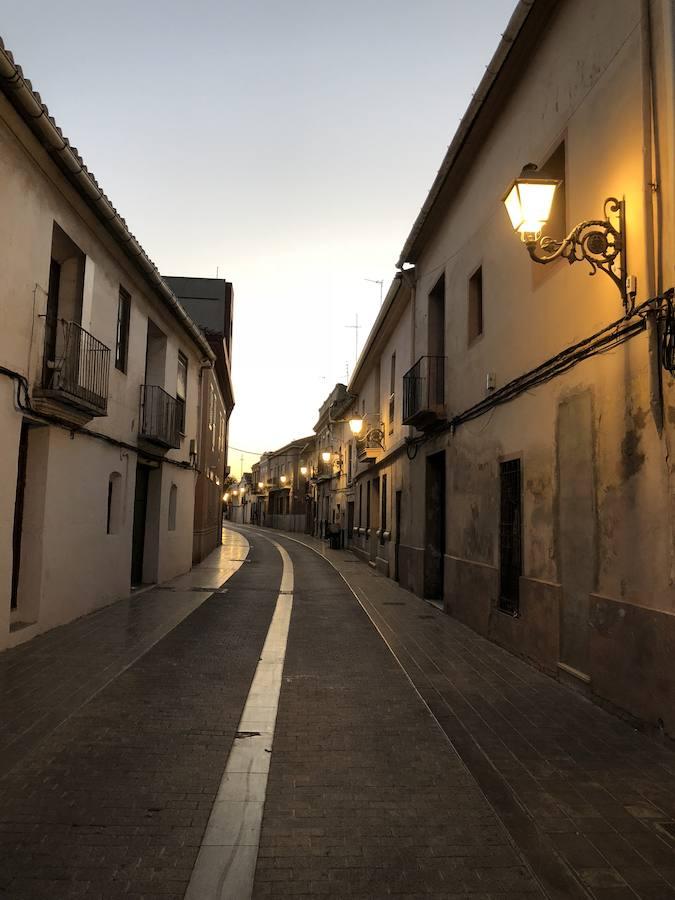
[[260, 527, 675, 900], [3, 523, 675, 900], [0, 532, 281, 899], [248, 528, 543, 900]]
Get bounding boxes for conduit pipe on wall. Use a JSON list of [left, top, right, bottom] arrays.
[[0, 39, 214, 365], [641, 0, 664, 432]]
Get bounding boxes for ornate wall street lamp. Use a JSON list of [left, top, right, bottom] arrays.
[[348, 416, 385, 449], [503, 164, 631, 311], [320, 449, 345, 475], [300, 465, 308, 476], [280, 475, 287, 485], [258, 481, 264, 490]]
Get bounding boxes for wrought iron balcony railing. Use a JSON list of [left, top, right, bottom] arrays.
[[139, 385, 181, 449], [39, 320, 110, 416], [402, 355, 446, 428]]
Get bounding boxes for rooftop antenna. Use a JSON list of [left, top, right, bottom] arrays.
[[365, 277, 384, 304], [345, 313, 361, 364]]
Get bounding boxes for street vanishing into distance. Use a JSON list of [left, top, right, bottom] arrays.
[[2, 526, 675, 899], [2, 1, 675, 898]]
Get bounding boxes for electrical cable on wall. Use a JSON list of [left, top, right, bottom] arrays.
[[448, 290, 674, 432]]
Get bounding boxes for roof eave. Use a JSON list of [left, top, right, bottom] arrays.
[[0, 38, 215, 362], [396, 0, 538, 268]]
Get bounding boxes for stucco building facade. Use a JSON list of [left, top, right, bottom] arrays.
[[0, 41, 215, 649], [164, 277, 235, 563], [251, 437, 315, 532], [303, 0, 675, 734]]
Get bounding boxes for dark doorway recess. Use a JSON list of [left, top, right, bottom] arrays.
[[11, 422, 30, 610], [394, 490, 402, 582], [347, 501, 354, 542], [499, 458, 522, 614], [131, 464, 151, 586], [424, 451, 445, 602]]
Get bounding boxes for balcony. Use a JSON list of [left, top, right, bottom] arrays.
[[315, 459, 333, 481], [402, 355, 446, 429], [34, 320, 110, 422], [139, 385, 180, 449], [356, 429, 384, 464]]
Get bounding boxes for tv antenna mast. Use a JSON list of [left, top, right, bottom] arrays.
[[365, 277, 384, 304], [345, 313, 361, 364]]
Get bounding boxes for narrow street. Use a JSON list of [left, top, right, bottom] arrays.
[[0, 526, 674, 899]]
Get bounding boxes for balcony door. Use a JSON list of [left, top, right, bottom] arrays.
[[428, 273, 445, 358], [44, 225, 85, 387]]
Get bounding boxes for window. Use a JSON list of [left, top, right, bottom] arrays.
[[210, 387, 217, 451], [468, 267, 483, 344], [168, 483, 178, 531], [366, 481, 371, 530], [499, 459, 522, 614], [176, 352, 188, 434], [115, 288, 131, 372], [347, 443, 353, 482], [358, 483, 363, 527], [389, 352, 396, 434], [106, 472, 122, 534]]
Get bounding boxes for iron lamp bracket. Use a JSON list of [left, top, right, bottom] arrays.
[[526, 197, 628, 311], [363, 427, 385, 449]]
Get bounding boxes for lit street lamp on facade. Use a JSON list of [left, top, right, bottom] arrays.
[[504, 163, 629, 309]]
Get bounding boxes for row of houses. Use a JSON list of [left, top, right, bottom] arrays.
[[0, 39, 234, 650], [251, 0, 675, 737]]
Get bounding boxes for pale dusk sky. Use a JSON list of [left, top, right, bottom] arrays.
[[3, 0, 516, 477]]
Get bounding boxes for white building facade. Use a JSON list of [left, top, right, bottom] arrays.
[[0, 41, 214, 649]]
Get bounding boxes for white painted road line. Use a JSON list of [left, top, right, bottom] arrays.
[[185, 535, 294, 900]]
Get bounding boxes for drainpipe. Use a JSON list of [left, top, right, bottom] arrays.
[[641, 0, 664, 432]]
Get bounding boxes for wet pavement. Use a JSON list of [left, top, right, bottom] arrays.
[[1, 524, 674, 899]]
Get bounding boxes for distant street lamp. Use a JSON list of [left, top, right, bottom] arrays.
[[280, 475, 287, 484], [321, 450, 331, 464], [300, 466, 308, 476]]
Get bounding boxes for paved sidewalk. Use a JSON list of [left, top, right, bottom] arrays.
[[0, 531, 281, 899], [0, 529, 249, 776], [250, 526, 675, 900]]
